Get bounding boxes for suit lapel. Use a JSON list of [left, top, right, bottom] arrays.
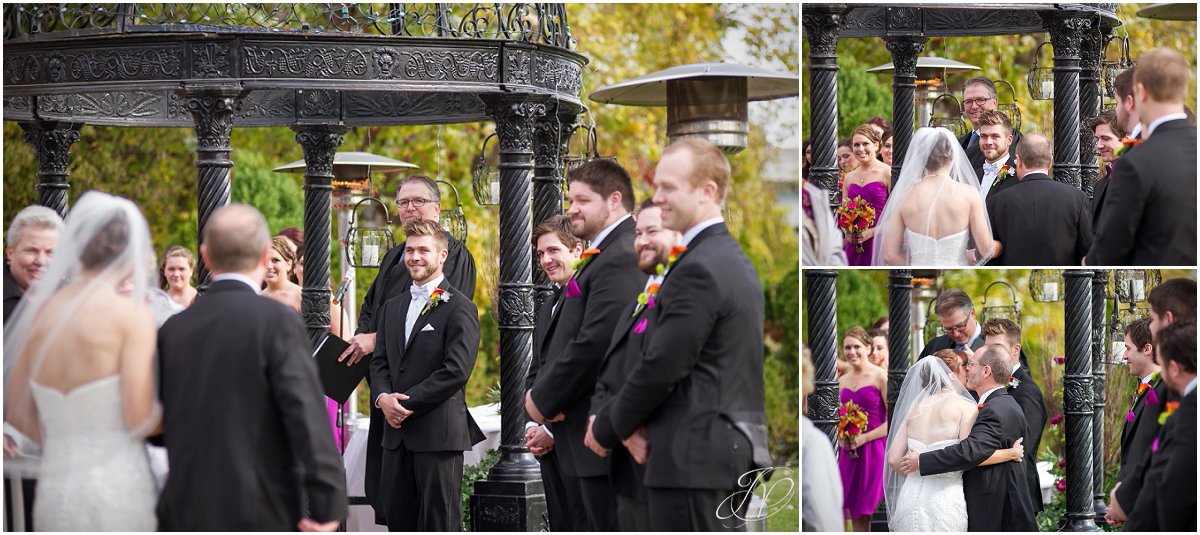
[[659, 222, 726, 288], [402, 279, 452, 355]]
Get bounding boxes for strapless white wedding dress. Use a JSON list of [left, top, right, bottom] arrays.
[[904, 229, 970, 266], [30, 375, 158, 531], [889, 438, 968, 532]]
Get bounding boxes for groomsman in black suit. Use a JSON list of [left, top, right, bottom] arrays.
[[1122, 320, 1196, 531], [368, 219, 483, 531], [901, 345, 1037, 531], [986, 132, 1092, 265], [973, 110, 1019, 200], [1113, 67, 1143, 141], [1087, 48, 1197, 265], [584, 198, 683, 531], [338, 175, 477, 525], [157, 205, 346, 531], [1148, 278, 1196, 337], [1090, 109, 1126, 229], [959, 77, 1022, 172], [590, 139, 770, 531], [524, 215, 588, 531], [918, 289, 985, 359], [982, 318, 1048, 514], [525, 159, 645, 530]]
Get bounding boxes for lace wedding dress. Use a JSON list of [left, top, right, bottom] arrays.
[[30, 375, 158, 531], [904, 228, 970, 266], [889, 438, 969, 532]]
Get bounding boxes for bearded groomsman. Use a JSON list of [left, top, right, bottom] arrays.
[[369, 219, 483, 531], [525, 159, 645, 531], [1114, 68, 1143, 140], [1087, 48, 1197, 265], [584, 198, 683, 531], [974, 110, 1018, 200], [959, 77, 1022, 171], [590, 139, 770, 531], [982, 319, 1047, 514]]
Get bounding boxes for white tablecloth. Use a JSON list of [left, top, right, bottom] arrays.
[[343, 403, 502, 531]]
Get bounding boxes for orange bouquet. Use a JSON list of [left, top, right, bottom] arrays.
[[836, 195, 877, 253], [837, 400, 870, 459]]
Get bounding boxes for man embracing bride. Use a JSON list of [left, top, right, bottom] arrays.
[[886, 346, 1037, 531]]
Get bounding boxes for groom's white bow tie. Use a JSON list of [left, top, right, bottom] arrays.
[[410, 284, 432, 300], [983, 162, 1000, 175]]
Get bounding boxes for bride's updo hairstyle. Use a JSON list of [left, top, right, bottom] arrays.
[[81, 211, 130, 271], [933, 348, 967, 375], [924, 130, 955, 173]]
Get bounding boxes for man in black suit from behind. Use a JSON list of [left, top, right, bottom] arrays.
[[1087, 48, 1197, 265], [589, 138, 770, 531], [368, 219, 483, 531], [959, 77, 1022, 172], [986, 132, 1092, 265], [584, 199, 683, 531], [919, 288, 985, 359], [901, 345, 1037, 531], [525, 159, 645, 530], [156, 205, 346, 531], [1123, 320, 1196, 531], [338, 175, 477, 525], [982, 318, 1048, 514]]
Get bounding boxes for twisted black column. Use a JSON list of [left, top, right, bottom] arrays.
[[887, 36, 927, 190], [1090, 270, 1108, 523], [1064, 270, 1100, 532], [1078, 23, 1108, 197], [472, 95, 548, 531], [531, 113, 574, 314], [186, 86, 242, 291], [805, 270, 839, 444], [886, 270, 912, 422], [802, 7, 843, 206], [1045, 12, 1093, 189], [293, 125, 346, 346], [19, 120, 81, 219]]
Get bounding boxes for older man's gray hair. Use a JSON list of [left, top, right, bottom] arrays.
[[934, 288, 974, 317], [6, 205, 64, 247]]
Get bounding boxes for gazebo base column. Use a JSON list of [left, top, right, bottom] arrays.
[[530, 113, 575, 314], [801, 7, 843, 207], [185, 84, 243, 291], [804, 270, 839, 444], [1063, 269, 1100, 532], [19, 120, 81, 219], [292, 124, 347, 346]]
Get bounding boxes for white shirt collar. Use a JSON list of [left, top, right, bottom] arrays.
[[412, 272, 445, 295], [1142, 372, 1157, 385], [1185, 377, 1197, 397], [962, 321, 982, 349], [1145, 112, 1188, 139], [977, 385, 1006, 405], [590, 214, 631, 249], [212, 273, 261, 294], [1129, 122, 1143, 139], [1012, 362, 1021, 374], [681, 216, 725, 248]]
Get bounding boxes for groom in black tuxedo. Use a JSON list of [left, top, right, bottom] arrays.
[[590, 139, 770, 531], [901, 345, 1037, 531], [919, 289, 984, 359], [368, 219, 483, 532], [1087, 48, 1197, 265], [157, 205, 346, 531], [982, 319, 1048, 514], [986, 132, 1092, 265], [959, 77, 1022, 173]]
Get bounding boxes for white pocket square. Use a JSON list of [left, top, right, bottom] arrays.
[[421, 324, 436, 332]]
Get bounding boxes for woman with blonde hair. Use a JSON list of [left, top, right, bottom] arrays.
[[262, 236, 302, 312], [160, 245, 197, 308]]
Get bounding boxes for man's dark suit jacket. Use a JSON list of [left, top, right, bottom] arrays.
[[156, 279, 347, 531], [529, 217, 645, 478], [592, 223, 771, 489], [1087, 118, 1197, 265], [1091, 166, 1112, 231], [1114, 378, 1172, 517], [985, 172, 1092, 266], [961, 128, 1022, 174], [918, 332, 984, 359], [1009, 364, 1048, 513], [1125, 387, 1196, 531], [3, 265, 22, 322], [919, 388, 1037, 531], [368, 279, 484, 452]]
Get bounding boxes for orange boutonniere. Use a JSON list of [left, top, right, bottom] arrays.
[[654, 245, 688, 276], [996, 165, 1014, 183], [571, 248, 602, 273], [1115, 137, 1142, 158], [421, 288, 450, 315], [631, 282, 661, 318], [1157, 400, 1180, 425], [977, 403, 984, 411]]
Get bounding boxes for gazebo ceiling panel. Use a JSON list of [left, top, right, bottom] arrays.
[[804, 4, 1120, 39]]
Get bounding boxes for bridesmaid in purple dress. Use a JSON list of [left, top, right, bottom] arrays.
[[837, 326, 889, 531], [841, 125, 891, 266]]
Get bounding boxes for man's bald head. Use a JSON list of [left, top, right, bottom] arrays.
[[202, 204, 270, 273], [1016, 132, 1053, 171]]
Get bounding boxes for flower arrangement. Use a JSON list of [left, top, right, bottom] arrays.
[[421, 288, 450, 315], [836, 195, 877, 253], [837, 400, 869, 459], [631, 282, 661, 318], [1114, 136, 1141, 158], [996, 164, 1015, 183]]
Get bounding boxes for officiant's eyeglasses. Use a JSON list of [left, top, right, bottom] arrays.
[[942, 310, 974, 334], [962, 97, 995, 108], [396, 198, 432, 208]]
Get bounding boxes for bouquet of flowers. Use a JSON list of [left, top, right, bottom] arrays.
[[836, 195, 877, 253], [837, 400, 869, 459]]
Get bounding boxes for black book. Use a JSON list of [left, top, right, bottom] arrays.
[[311, 332, 369, 404]]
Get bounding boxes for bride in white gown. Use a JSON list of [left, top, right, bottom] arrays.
[[884, 356, 1024, 531], [874, 127, 1003, 266], [4, 192, 161, 531]]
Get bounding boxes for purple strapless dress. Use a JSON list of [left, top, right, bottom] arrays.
[[837, 385, 887, 519], [843, 182, 889, 266]]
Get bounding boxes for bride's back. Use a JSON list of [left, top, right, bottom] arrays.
[[899, 178, 976, 239], [904, 391, 973, 444]]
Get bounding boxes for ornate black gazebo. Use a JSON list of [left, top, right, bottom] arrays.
[[3, 3, 586, 530], [802, 3, 1122, 206]]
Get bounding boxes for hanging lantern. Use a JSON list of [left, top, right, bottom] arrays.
[[471, 133, 500, 206], [923, 296, 944, 348], [993, 79, 1023, 131], [345, 198, 396, 268], [929, 94, 968, 138], [1028, 42, 1054, 100], [435, 179, 468, 244], [1110, 269, 1161, 305], [980, 281, 1022, 328], [1102, 33, 1136, 99], [1029, 269, 1065, 302]]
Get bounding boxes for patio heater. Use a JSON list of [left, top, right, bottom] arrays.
[[867, 56, 980, 131]]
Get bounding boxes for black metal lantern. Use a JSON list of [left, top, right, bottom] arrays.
[[1108, 305, 1151, 363], [1108, 269, 1161, 304], [345, 198, 396, 268], [1030, 269, 1065, 302], [1028, 41, 1055, 100], [923, 296, 944, 348], [980, 281, 1022, 328], [930, 94, 968, 138], [993, 79, 1023, 131], [436, 179, 468, 244], [472, 132, 501, 206], [1102, 33, 1136, 99]]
